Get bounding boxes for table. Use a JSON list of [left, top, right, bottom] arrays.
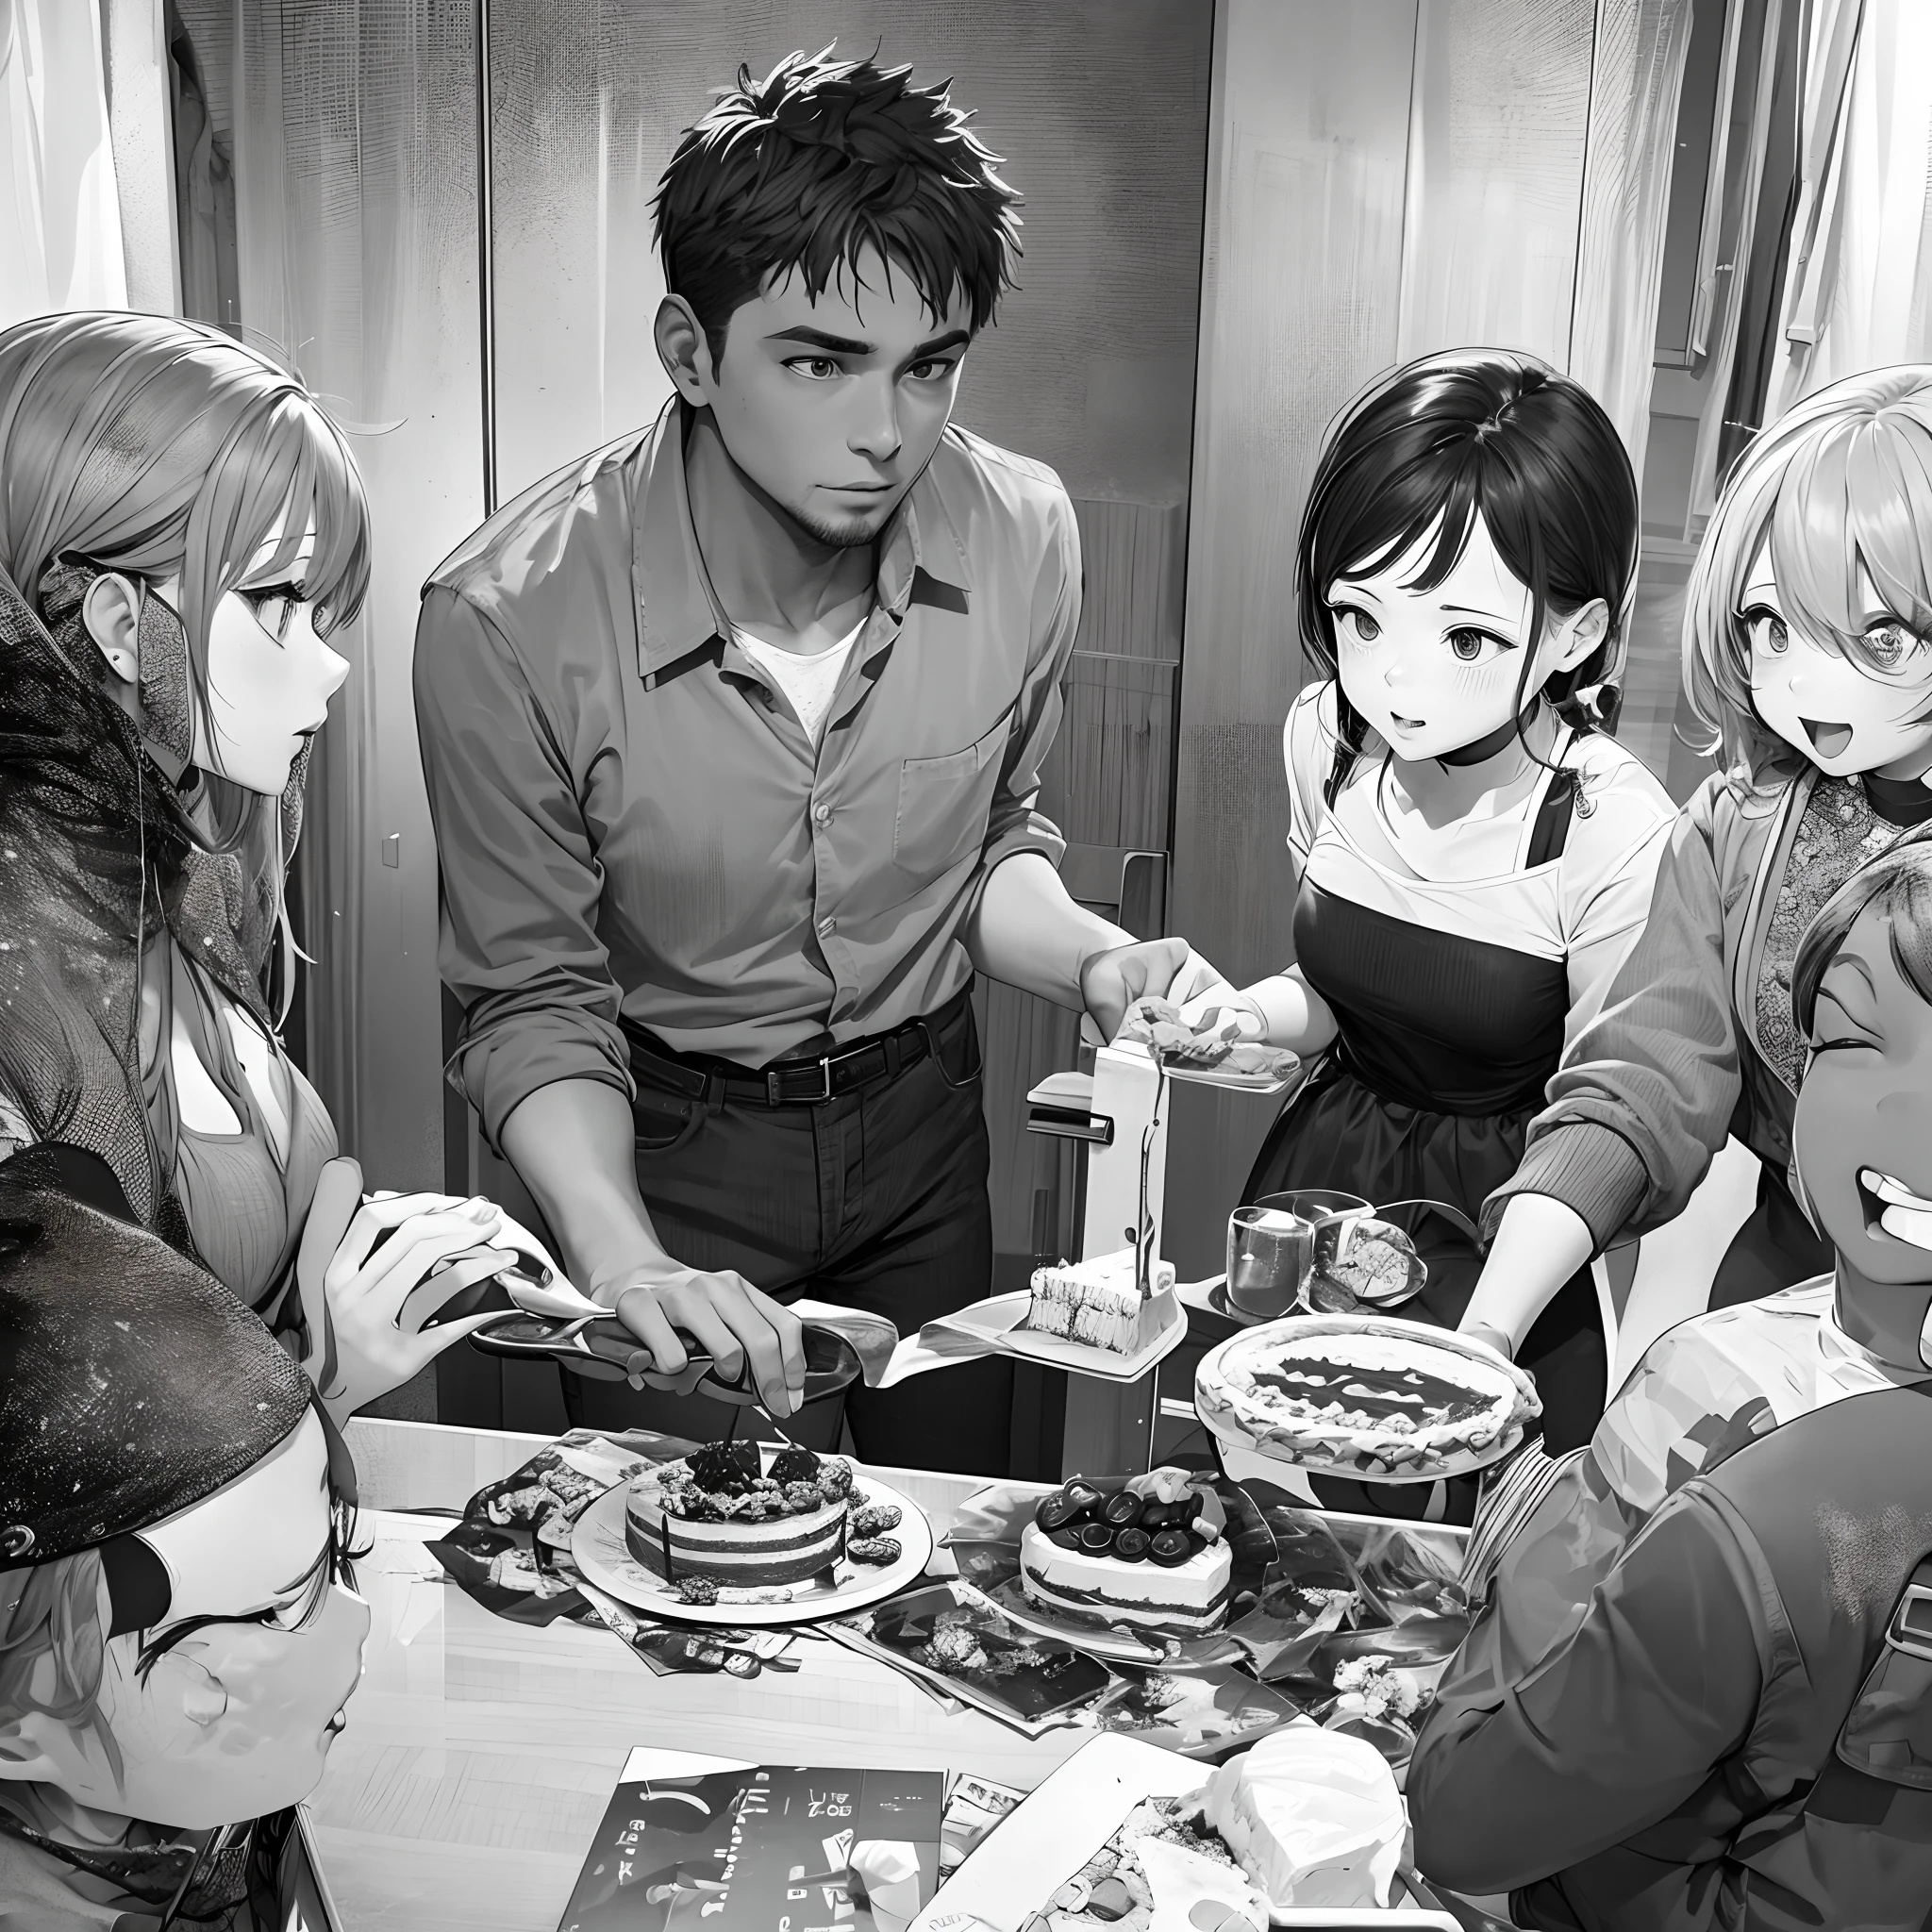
[[314, 1418, 1095, 1932]]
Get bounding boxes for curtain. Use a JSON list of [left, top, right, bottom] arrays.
[[1766, 0, 1932, 412], [1686, 0, 1794, 524], [0, 0, 129, 330], [1570, 0, 1697, 495]]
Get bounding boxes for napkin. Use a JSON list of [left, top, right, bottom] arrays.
[[1199, 1726, 1405, 1909]]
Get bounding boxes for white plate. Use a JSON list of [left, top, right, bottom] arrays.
[[571, 1472, 935, 1627], [927, 1288, 1188, 1382], [1194, 1316, 1539, 1485], [910, 1732, 1458, 1931]]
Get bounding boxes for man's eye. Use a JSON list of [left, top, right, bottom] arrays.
[[1333, 606, 1379, 643], [905, 358, 957, 383], [1446, 626, 1512, 664], [1743, 605, 1789, 656], [788, 358, 841, 381], [1809, 1034, 1880, 1055]]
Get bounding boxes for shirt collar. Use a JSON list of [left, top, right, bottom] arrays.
[[630, 401, 971, 679]]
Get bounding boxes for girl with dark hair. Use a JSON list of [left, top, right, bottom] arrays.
[[1191, 351, 1675, 1489]]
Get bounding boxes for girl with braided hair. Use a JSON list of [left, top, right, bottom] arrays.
[[1183, 351, 1676, 1495], [0, 309, 543, 1423]]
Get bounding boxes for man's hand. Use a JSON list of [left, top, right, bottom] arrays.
[[1078, 937, 1227, 1042], [608, 1266, 808, 1416]]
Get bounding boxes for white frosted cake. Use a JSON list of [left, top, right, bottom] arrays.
[[1195, 1316, 1541, 1478], [624, 1442, 902, 1595], [1024, 1248, 1175, 1355], [1019, 1469, 1232, 1635]]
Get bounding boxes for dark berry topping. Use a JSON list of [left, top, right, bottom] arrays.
[[1047, 1525, 1084, 1551], [688, 1441, 760, 1493], [1111, 1525, 1152, 1562], [1148, 1528, 1191, 1567], [1077, 1521, 1116, 1553], [1101, 1491, 1144, 1530], [1036, 1491, 1082, 1533], [768, 1446, 823, 1486]]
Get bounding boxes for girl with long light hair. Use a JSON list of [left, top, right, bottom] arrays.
[[0, 309, 525, 1420], [1465, 365, 1932, 1349]]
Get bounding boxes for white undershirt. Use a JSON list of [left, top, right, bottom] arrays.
[[733, 619, 865, 746]]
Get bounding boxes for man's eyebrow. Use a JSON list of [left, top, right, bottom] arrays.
[[907, 328, 970, 360], [766, 325, 874, 355]]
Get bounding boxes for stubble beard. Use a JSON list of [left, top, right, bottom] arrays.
[[788, 501, 892, 550]]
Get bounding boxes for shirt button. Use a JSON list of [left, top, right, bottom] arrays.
[[813, 803, 833, 826], [818, 916, 837, 939]]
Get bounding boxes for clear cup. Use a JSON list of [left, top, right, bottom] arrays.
[[1225, 1190, 1372, 1319]]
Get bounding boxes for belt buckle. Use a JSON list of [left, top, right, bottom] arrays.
[[767, 1055, 837, 1106]]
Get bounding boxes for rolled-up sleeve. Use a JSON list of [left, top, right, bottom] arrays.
[[977, 491, 1079, 885], [1409, 1489, 1765, 1895], [413, 585, 632, 1150], [1483, 781, 1740, 1251]]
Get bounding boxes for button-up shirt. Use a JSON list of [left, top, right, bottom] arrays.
[[414, 402, 1078, 1149]]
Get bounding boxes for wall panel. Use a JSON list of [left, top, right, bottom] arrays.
[[1395, 0, 1594, 368], [1164, 0, 1417, 1277]]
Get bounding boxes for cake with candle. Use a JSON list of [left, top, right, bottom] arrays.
[[1195, 1316, 1541, 1478], [624, 1441, 902, 1591], [1019, 1468, 1233, 1635], [1023, 1248, 1175, 1356]]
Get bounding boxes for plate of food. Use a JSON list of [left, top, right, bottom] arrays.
[[928, 1249, 1189, 1383], [571, 1441, 934, 1626], [909, 1730, 1457, 1930], [1115, 1001, 1301, 1093], [1194, 1315, 1541, 1483]]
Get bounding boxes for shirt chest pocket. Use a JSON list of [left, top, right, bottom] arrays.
[[1834, 1557, 1932, 1790], [893, 711, 1013, 878]]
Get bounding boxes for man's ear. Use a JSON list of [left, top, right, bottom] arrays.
[[655, 294, 716, 407], [80, 573, 144, 685], [0, 1714, 68, 1785]]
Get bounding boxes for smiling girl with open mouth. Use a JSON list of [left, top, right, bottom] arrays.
[[1467, 367, 1932, 1359]]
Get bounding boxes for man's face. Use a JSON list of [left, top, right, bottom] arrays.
[[1743, 541, 1932, 778], [1794, 899, 1932, 1282], [690, 245, 973, 547]]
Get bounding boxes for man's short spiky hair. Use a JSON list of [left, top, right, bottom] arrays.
[[654, 47, 1023, 368]]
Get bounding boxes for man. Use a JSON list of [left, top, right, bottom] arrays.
[[1407, 828, 1932, 1929], [414, 49, 1214, 1472]]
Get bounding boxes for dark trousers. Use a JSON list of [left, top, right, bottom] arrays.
[[560, 992, 1013, 1476], [1707, 1163, 1834, 1310]]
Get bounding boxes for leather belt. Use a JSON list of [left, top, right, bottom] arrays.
[[623, 988, 976, 1109]]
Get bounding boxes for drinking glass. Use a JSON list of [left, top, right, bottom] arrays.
[[1225, 1190, 1372, 1320]]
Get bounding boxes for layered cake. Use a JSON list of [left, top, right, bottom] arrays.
[[1195, 1316, 1541, 1478], [1024, 1249, 1175, 1355], [1019, 1468, 1232, 1635], [624, 1441, 902, 1593]]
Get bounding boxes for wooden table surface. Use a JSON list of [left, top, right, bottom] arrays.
[[316, 1418, 1093, 1932]]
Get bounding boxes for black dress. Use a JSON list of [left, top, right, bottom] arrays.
[[1244, 688, 1677, 1516]]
